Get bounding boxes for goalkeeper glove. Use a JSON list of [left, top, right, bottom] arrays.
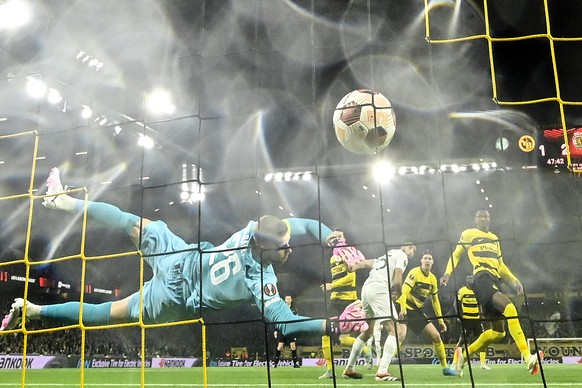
[[328, 237, 365, 271], [327, 299, 369, 344]]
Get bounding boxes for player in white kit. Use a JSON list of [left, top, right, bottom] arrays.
[[341, 241, 416, 381]]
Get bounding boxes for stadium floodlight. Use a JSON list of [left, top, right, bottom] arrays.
[[372, 160, 396, 183], [190, 192, 205, 202], [0, 0, 31, 30], [137, 134, 154, 149], [47, 88, 62, 104], [26, 78, 47, 98], [146, 90, 176, 115], [81, 106, 92, 119]]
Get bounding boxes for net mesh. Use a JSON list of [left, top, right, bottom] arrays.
[[0, 1, 580, 387]]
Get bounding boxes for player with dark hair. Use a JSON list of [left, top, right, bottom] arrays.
[[440, 209, 543, 376], [397, 250, 459, 376], [452, 275, 491, 370], [274, 295, 300, 368], [1, 168, 364, 341], [342, 241, 416, 381]]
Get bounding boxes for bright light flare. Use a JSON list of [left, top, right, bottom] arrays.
[[47, 88, 62, 104], [81, 106, 92, 119], [26, 78, 47, 98], [137, 134, 155, 149], [0, 0, 31, 30], [146, 90, 176, 115], [372, 160, 396, 183]]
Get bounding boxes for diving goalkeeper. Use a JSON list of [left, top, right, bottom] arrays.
[[1, 168, 364, 340]]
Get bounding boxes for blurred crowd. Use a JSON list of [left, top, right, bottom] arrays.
[[1, 294, 580, 358]]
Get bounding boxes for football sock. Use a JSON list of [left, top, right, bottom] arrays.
[[41, 302, 112, 324], [468, 329, 504, 355], [374, 330, 382, 361], [347, 337, 366, 368], [433, 340, 448, 368], [378, 335, 397, 374], [292, 349, 298, 364], [275, 349, 281, 364], [362, 345, 371, 358], [504, 303, 529, 357], [321, 336, 333, 371], [340, 335, 355, 347], [480, 352, 486, 366], [74, 201, 140, 235], [452, 344, 459, 364]]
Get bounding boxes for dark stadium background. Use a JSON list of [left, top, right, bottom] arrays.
[[1, 0, 581, 358]]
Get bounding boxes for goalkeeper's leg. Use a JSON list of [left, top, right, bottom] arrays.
[[2, 296, 132, 330], [43, 167, 144, 243]]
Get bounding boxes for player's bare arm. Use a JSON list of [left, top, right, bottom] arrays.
[[439, 273, 450, 286], [348, 258, 374, 272]]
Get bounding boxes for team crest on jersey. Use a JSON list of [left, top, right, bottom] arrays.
[[264, 283, 277, 296]]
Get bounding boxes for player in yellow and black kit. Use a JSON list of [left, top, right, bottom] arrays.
[[452, 275, 491, 370], [318, 253, 372, 379], [440, 210, 543, 377], [397, 250, 458, 376]]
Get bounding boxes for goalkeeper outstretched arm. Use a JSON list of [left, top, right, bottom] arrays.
[[283, 217, 336, 245], [265, 298, 327, 337], [284, 218, 365, 269], [263, 298, 367, 338]]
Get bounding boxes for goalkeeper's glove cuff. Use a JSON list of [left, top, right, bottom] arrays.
[[327, 236, 346, 247], [326, 319, 341, 345]]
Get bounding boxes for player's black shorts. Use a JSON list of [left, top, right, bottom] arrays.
[[329, 299, 354, 317], [459, 319, 485, 343], [400, 306, 430, 335], [275, 330, 296, 344], [472, 272, 504, 319]]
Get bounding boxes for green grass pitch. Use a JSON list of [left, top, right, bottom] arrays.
[[0, 364, 579, 387]]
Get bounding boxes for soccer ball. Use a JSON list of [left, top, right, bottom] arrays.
[[332, 89, 396, 155]]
